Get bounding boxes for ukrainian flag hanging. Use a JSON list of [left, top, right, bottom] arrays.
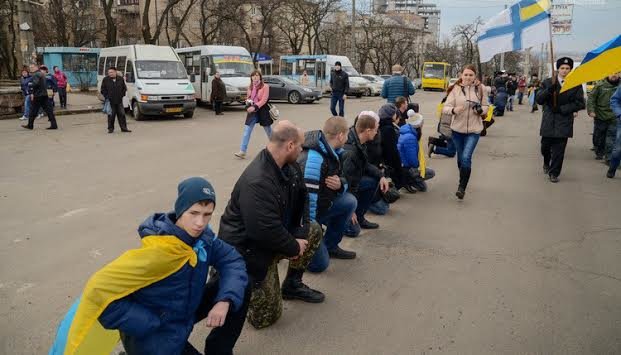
[[49, 235, 201, 355], [560, 34, 621, 93]]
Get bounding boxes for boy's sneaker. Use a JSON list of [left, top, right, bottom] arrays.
[[234, 151, 246, 159], [19, 116, 27, 121]]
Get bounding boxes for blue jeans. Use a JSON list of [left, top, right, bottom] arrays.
[[23, 96, 31, 117], [609, 118, 621, 172], [368, 199, 389, 215], [240, 114, 272, 152], [308, 192, 358, 273], [330, 92, 345, 117], [434, 139, 456, 157], [451, 131, 480, 169], [507, 96, 514, 111]]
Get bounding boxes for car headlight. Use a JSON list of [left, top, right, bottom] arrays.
[[140, 95, 159, 101], [185, 94, 195, 100], [303, 88, 312, 92]]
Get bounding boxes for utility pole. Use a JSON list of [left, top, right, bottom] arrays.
[[351, 0, 356, 66], [499, 4, 507, 71]]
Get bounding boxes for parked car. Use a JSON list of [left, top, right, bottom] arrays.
[[380, 74, 392, 80], [346, 75, 369, 98], [362, 75, 384, 96], [263, 75, 323, 104], [411, 78, 422, 89]]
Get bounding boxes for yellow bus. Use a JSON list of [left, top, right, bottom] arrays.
[[422, 62, 450, 91]]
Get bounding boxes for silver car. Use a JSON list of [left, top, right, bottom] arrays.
[[362, 75, 385, 96], [263, 75, 322, 104]]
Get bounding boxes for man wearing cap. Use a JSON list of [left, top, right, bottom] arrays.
[[219, 120, 325, 330], [94, 177, 248, 355], [330, 61, 349, 117], [536, 57, 585, 183], [381, 64, 415, 104]]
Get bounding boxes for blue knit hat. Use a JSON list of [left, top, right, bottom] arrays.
[[174, 177, 216, 219], [378, 104, 398, 121]]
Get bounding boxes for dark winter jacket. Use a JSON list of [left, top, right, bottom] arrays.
[[381, 75, 415, 103], [379, 117, 402, 172], [494, 76, 508, 90], [101, 75, 128, 104], [30, 71, 49, 98], [536, 77, 585, 138], [99, 213, 247, 355], [342, 127, 383, 194], [397, 124, 420, 169], [210, 77, 227, 101], [297, 130, 347, 221], [20, 75, 32, 96], [494, 87, 508, 111], [506, 79, 517, 96], [219, 149, 306, 283], [587, 78, 620, 122], [330, 69, 349, 95]]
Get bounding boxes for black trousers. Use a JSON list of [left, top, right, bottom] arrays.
[[58, 87, 67, 108], [183, 273, 253, 355], [26, 96, 57, 128], [108, 102, 128, 131], [213, 101, 223, 114], [541, 137, 568, 177], [593, 119, 616, 158]]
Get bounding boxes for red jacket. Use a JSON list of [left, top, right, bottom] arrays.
[[53, 71, 68, 88]]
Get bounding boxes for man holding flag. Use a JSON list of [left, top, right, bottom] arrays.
[[536, 57, 585, 183]]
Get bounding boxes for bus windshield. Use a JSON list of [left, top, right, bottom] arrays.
[[423, 64, 446, 79], [212, 55, 254, 77], [136, 61, 187, 79]]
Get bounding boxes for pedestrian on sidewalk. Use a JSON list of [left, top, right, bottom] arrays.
[[22, 64, 58, 130], [101, 67, 131, 133], [300, 70, 310, 87], [606, 86, 621, 178], [234, 70, 272, 159], [506, 74, 517, 111], [517, 75, 527, 105], [381, 64, 415, 104], [536, 57, 585, 183], [441, 64, 489, 200], [53, 66, 68, 109], [220, 121, 325, 332], [588, 74, 619, 162], [210, 71, 226, 116], [298, 116, 358, 273], [19, 68, 32, 121], [329, 61, 349, 117]]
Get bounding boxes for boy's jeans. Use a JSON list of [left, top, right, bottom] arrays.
[[23, 95, 31, 117], [330, 92, 345, 117]]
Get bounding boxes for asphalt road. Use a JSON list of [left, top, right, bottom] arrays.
[[1, 92, 620, 354]]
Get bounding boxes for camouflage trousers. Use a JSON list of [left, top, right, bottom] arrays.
[[247, 221, 323, 329]]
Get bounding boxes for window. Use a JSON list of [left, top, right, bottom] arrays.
[[135, 61, 187, 79], [62, 53, 98, 72], [117, 56, 127, 74], [280, 61, 293, 76], [125, 60, 135, 82], [105, 56, 117, 71], [98, 56, 106, 75]]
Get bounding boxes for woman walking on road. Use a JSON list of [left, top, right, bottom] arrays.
[[234, 70, 272, 159], [441, 64, 489, 200]]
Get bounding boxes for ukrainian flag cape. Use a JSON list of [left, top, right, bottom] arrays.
[[49, 235, 200, 355], [561, 34, 621, 93]]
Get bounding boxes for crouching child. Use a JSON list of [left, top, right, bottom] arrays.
[[398, 111, 436, 192]]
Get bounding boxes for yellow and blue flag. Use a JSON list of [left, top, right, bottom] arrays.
[[478, 0, 552, 63], [49, 235, 202, 355], [560, 34, 621, 93]]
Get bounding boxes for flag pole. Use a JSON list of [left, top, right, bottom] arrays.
[[547, 6, 557, 107]]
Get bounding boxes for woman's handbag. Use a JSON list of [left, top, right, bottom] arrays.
[[267, 103, 279, 121]]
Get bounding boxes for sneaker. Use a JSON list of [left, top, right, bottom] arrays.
[[234, 151, 246, 159], [549, 175, 559, 183], [359, 219, 379, 229], [328, 247, 357, 259], [37, 113, 44, 119], [19, 116, 27, 121]]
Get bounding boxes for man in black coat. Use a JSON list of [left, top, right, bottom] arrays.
[[22, 64, 58, 130], [101, 66, 131, 133], [329, 61, 349, 117], [341, 113, 390, 232], [536, 57, 585, 183], [506, 75, 517, 112], [219, 121, 325, 332]]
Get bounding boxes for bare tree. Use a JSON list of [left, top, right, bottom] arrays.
[[273, 1, 308, 55], [0, 0, 19, 79], [101, 0, 117, 46], [452, 17, 484, 66], [141, 0, 185, 44]]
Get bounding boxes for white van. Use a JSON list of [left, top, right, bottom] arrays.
[[175, 46, 254, 105], [97, 45, 196, 120]]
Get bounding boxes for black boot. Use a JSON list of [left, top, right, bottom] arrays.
[[281, 268, 325, 303], [456, 167, 471, 200]]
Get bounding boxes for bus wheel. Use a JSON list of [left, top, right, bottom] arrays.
[[132, 101, 145, 121]]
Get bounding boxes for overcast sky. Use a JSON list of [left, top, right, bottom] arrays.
[[436, 0, 621, 56]]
